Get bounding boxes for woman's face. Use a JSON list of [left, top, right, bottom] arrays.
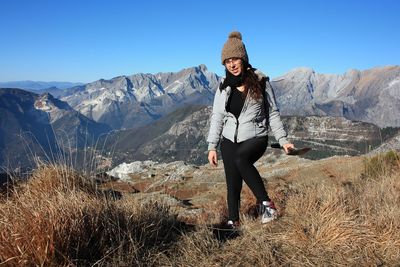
[[224, 57, 242, 76]]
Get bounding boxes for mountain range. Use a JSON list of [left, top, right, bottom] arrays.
[[272, 66, 400, 128], [5, 65, 400, 129], [52, 64, 400, 129], [59, 65, 219, 129], [1, 64, 399, 169], [0, 81, 84, 90]]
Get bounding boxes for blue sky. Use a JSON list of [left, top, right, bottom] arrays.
[[1, 0, 399, 83]]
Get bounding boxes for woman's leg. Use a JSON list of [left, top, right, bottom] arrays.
[[234, 136, 270, 202], [220, 138, 243, 222]]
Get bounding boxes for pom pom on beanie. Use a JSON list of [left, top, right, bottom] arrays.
[[228, 31, 242, 40]]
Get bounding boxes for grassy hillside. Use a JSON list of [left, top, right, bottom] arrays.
[[1, 151, 399, 266]]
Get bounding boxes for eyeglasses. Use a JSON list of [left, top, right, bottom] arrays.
[[224, 58, 241, 65]]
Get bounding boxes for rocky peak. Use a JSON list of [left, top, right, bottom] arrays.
[[272, 65, 400, 127], [34, 93, 73, 122], [289, 66, 315, 76], [61, 65, 221, 129], [197, 64, 208, 72]]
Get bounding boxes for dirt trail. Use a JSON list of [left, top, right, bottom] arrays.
[[103, 153, 365, 224]]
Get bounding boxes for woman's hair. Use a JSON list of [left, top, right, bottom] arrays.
[[242, 62, 265, 101]]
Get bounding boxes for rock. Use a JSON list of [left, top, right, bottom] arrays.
[[93, 172, 119, 184]]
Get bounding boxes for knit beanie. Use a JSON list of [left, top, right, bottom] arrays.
[[221, 31, 249, 65]]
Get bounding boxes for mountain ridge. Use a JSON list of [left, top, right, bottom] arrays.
[[272, 65, 400, 127], [2, 65, 399, 169], [54, 64, 400, 129], [60, 65, 220, 129], [0, 88, 111, 169], [0, 81, 84, 90], [4, 65, 399, 128]]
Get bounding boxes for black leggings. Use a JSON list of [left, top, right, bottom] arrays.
[[220, 136, 270, 222]]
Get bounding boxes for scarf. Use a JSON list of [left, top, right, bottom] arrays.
[[223, 68, 244, 88]]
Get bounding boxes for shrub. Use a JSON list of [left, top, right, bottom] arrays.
[[363, 151, 400, 178]]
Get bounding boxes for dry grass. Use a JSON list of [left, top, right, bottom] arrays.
[[0, 164, 189, 266], [363, 150, 400, 179], [1, 152, 400, 266]]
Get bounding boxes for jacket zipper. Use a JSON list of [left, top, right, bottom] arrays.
[[233, 88, 251, 143], [234, 117, 239, 143]]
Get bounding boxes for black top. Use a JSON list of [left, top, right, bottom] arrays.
[[227, 87, 247, 119]]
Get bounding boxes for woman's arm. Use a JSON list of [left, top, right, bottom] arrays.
[[264, 81, 290, 147], [207, 89, 226, 151]]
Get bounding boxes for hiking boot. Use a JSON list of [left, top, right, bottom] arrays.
[[260, 201, 277, 224], [226, 220, 241, 230], [224, 220, 241, 239]]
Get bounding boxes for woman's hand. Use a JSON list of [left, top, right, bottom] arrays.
[[208, 150, 218, 167], [283, 143, 295, 154]]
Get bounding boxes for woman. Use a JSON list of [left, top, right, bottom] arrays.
[[207, 31, 294, 228]]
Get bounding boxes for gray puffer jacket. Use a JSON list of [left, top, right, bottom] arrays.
[[207, 70, 289, 151]]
